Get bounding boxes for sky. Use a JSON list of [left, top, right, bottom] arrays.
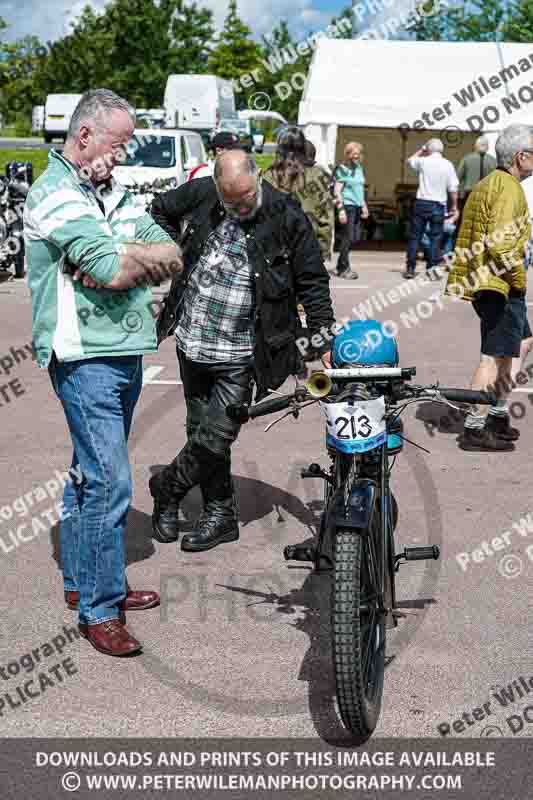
[[0, 0, 347, 44], [0, 0, 474, 48]]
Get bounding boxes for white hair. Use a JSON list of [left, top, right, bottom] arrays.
[[67, 89, 135, 141], [426, 139, 444, 154], [495, 125, 533, 169], [475, 135, 489, 153]]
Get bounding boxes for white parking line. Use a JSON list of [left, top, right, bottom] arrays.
[[143, 365, 182, 386], [511, 388, 533, 393], [331, 285, 369, 290]]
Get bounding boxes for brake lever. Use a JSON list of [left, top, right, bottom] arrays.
[[263, 391, 315, 433]]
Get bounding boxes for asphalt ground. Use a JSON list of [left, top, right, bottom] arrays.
[[0, 249, 531, 743]]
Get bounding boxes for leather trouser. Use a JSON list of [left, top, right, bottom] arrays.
[[155, 348, 254, 520]]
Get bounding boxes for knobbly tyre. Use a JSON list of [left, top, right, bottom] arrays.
[[227, 320, 497, 742]]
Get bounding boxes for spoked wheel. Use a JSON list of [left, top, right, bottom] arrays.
[[332, 517, 386, 740]]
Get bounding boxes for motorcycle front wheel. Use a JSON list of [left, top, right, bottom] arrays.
[[332, 517, 386, 741]]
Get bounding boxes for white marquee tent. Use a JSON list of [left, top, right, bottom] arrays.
[[299, 39, 533, 210]]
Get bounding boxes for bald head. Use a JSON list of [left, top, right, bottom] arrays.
[[213, 150, 262, 221], [214, 149, 258, 186]]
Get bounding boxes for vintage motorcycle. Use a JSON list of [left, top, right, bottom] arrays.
[[228, 319, 496, 741], [0, 162, 32, 279]]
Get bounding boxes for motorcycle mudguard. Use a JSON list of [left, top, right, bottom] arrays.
[[330, 478, 377, 530]]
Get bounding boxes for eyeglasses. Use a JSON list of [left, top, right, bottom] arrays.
[[214, 177, 261, 208]]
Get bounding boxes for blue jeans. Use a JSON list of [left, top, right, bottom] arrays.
[[406, 199, 445, 272], [48, 354, 143, 625], [421, 220, 455, 262], [337, 205, 361, 274]]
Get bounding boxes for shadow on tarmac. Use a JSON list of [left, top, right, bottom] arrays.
[[415, 400, 464, 435], [48, 468, 435, 744], [150, 464, 317, 535]]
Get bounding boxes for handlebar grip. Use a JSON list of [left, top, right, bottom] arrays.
[[404, 546, 440, 561], [438, 388, 498, 405], [226, 393, 293, 423], [248, 394, 293, 419]]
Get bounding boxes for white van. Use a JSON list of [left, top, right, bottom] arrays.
[[32, 106, 45, 135], [44, 94, 83, 143], [113, 128, 206, 202], [164, 75, 236, 144]]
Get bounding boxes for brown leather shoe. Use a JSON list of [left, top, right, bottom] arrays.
[[78, 619, 142, 656], [66, 590, 160, 611]]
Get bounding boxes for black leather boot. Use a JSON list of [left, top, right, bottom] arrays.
[[181, 453, 239, 552], [459, 426, 515, 452], [149, 443, 202, 543], [485, 413, 520, 441]]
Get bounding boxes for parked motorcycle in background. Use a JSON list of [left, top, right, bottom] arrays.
[[0, 162, 33, 279]]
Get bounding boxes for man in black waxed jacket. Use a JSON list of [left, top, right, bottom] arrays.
[[149, 150, 335, 553]]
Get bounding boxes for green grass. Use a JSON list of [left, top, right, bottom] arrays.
[[0, 127, 18, 138], [0, 148, 50, 179]]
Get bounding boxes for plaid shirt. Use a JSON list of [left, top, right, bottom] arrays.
[[175, 217, 255, 362]]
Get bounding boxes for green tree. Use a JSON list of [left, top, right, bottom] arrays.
[[165, 0, 214, 74], [34, 5, 112, 97], [330, 5, 356, 38], [0, 32, 48, 124], [409, 0, 509, 41], [258, 20, 311, 121], [34, 0, 214, 108], [504, 0, 533, 41], [207, 0, 262, 82]]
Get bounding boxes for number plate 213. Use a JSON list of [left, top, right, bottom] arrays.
[[320, 396, 387, 454]]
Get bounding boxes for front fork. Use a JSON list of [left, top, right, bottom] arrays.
[[284, 451, 440, 624]]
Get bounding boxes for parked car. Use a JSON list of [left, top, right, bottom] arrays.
[[113, 128, 206, 205], [43, 94, 83, 143], [215, 118, 265, 153]]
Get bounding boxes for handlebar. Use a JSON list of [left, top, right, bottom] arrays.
[[431, 387, 497, 405], [227, 391, 298, 423], [226, 377, 498, 425]]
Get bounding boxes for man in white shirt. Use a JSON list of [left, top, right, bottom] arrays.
[[404, 138, 459, 280]]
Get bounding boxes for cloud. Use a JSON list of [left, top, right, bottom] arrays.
[[1, 0, 108, 42], [1, 0, 341, 43], [207, 0, 335, 40]]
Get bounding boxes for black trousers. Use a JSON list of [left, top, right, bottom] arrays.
[[178, 348, 254, 456], [171, 348, 255, 513], [337, 205, 361, 274]]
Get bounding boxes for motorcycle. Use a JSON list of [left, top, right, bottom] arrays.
[[0, 162, 32, 279]]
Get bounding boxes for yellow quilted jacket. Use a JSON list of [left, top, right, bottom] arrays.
[[445, 168, 530, 302]]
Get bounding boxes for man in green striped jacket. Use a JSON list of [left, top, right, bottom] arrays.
[[24, 89, 183, 657]]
